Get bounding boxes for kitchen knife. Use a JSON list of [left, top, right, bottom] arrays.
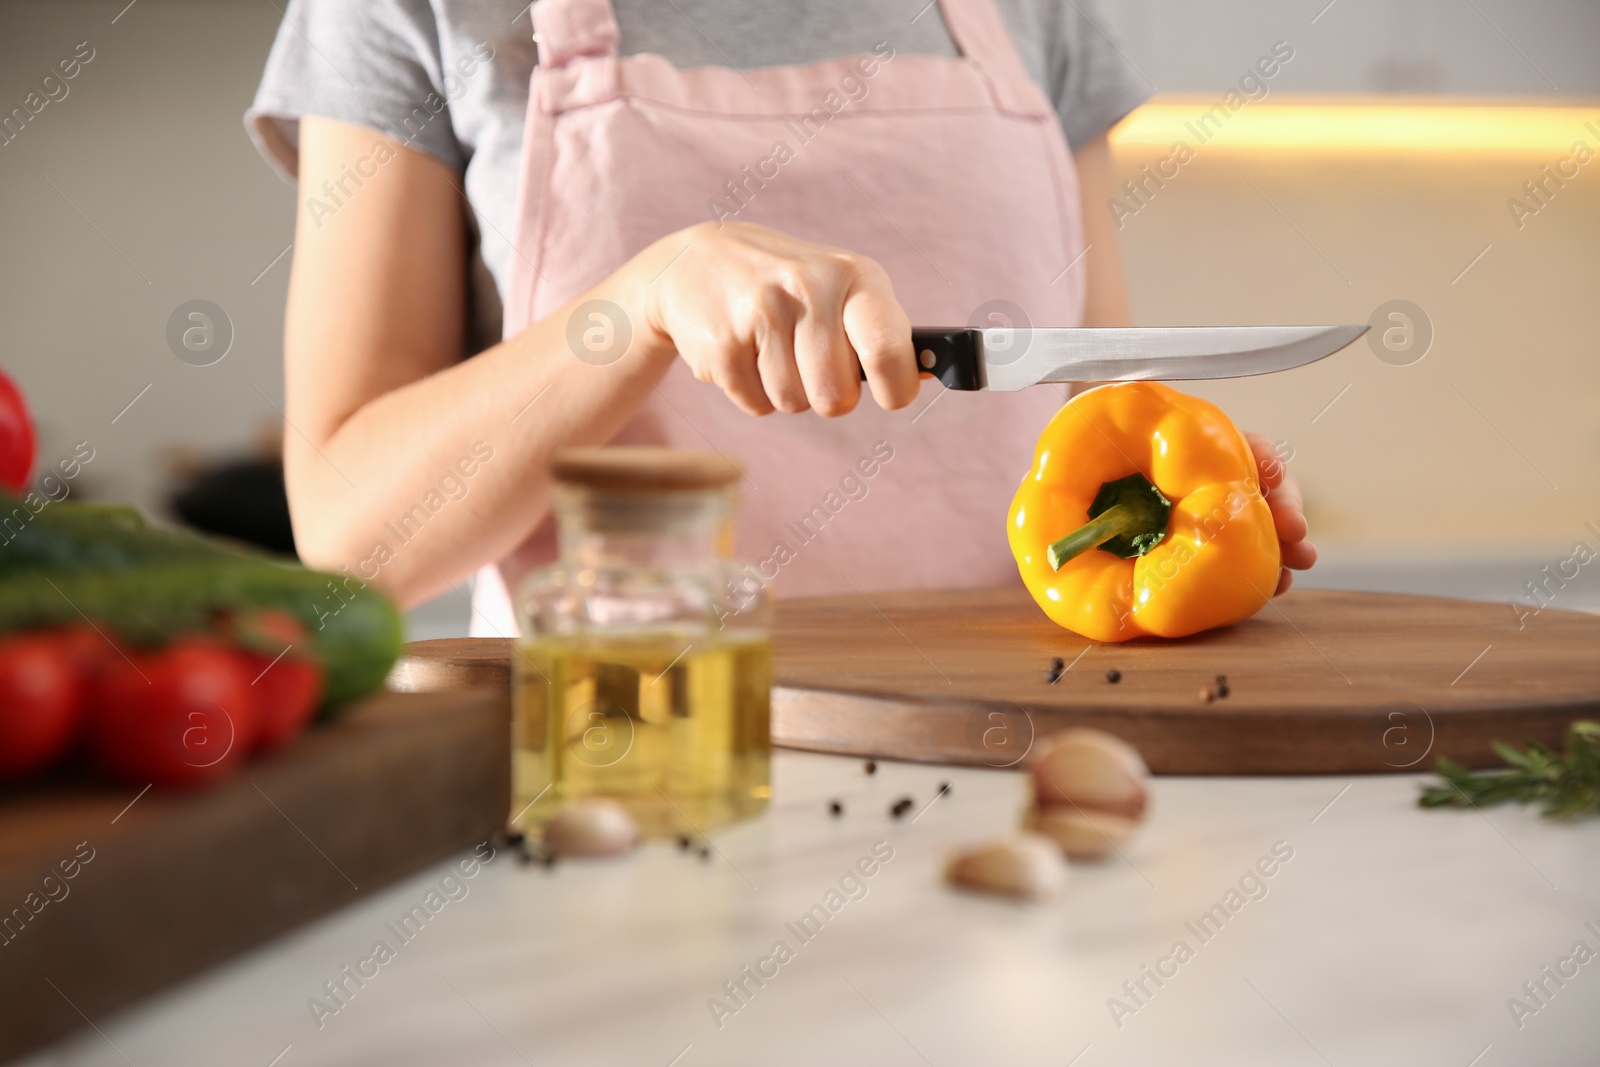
[[899, 325, 1368, 390]]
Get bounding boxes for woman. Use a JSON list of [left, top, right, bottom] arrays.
[[247, 0, 1314, 636]]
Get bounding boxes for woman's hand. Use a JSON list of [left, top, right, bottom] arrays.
[[623, 222, 921, 417], [1245, 431, 1317, 595]]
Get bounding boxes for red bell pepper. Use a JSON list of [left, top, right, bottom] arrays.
[[0, 367, 37, 494]]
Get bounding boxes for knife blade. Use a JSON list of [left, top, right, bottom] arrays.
[[904, 325, 1368, 391]]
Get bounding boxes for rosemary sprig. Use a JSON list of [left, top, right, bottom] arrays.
[[1419, 721, 1600, 818]]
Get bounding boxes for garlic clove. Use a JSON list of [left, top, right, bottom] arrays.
[[542, 798, 638, 858], [1024, 805, 1140, 861], [945, 833, 1068, 901], [1030, 728, 1150, 820]]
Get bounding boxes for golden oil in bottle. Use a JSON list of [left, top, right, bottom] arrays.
[[511, 632, 771, 837], [511, 447, 774, 839]]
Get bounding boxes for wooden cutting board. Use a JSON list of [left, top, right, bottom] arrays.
[[0, 688, 509, 1062], [390, 587, 1600, 775]]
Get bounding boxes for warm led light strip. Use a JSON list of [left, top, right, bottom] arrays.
[[1109, 98, 1600, 155]]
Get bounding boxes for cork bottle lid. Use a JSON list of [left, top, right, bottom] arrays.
[[551, 447, 742, 491]]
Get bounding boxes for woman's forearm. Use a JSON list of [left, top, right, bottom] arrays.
[[284, 118, 685, 605], [283, 119, 919, 607], [287, 258, 677, 607]]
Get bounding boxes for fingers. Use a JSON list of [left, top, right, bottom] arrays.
[[680, 328, 772, 416], [1243, 426, 1306, 545], [1265, 474, 1307, 544], [1245, 431, 1286, 490], [843, 264, 918, 411], [1272, 544, 1317, 597], [1281, 538, 1317, 571], [1243, 429, 1315, 592], [751, 297, 808, 414], [786, 253, 917, 418], [650, 223, 916, 418], [788, 262, 861, 418]]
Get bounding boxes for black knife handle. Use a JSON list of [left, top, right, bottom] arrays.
[[857, 329, 984, 391]]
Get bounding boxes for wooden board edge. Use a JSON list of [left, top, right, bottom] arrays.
[[0, 689, 510, 1061], [772, 685, 1592, 774]]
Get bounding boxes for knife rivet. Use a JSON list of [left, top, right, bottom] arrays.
[[919, 349, 936, 369]]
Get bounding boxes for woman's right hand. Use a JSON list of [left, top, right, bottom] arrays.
[[619, 222, 922, 417], [285, 120, 924, 608]]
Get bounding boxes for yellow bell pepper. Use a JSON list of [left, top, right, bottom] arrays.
[[1008, 382, 1280, 642]]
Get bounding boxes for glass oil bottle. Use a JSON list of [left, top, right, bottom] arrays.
[[512, 448, 772, 838]]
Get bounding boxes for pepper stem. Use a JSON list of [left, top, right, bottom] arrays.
[[1047, 504, 1142, 569], [1047, 472, 1173, 571]]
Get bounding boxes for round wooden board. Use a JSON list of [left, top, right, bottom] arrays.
[[390, 587, 1600, 774]]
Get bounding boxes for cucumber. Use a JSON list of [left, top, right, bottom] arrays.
[[0, 495, 239, 573], [0, 497, 404, 709]]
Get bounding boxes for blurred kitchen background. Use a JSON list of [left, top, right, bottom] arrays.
[[2, 0, 1597, 636]]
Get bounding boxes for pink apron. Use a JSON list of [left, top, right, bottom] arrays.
[[472, 0, 1087, 636]]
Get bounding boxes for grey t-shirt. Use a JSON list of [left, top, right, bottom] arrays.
[[247, 0, 1149, 354]]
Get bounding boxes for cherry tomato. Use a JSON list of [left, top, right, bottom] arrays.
[[217, 610, 322, 749], [240, 652, 324, 751], [48, 623, 114, 679], [0, 368, 35, 495], [0, 635, 83, 780], [88, 641, 258, 787], [241, 608, 307, 647]]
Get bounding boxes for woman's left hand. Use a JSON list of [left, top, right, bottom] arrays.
[[1244, 431, 1317, 595]]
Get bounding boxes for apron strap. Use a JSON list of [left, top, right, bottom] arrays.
[[936, 0, 1049, 114], [531, 0, 620, 68]]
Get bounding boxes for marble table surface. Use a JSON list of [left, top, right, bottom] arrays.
[[19, 750, 1600, 1067]]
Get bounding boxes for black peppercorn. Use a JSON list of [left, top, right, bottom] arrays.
[[828, 800, 843, 817], [676, 834, 692, 850], [864, 760, 878, 775], [937, 781, 951, 797], [890, 796, 913, 818], [1106, 668, 1122, 684]]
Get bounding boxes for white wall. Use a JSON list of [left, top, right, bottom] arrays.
[[1, 0, 294, 516], [1098, 0, 1600, 95], [1108, 142, 1600, 560]]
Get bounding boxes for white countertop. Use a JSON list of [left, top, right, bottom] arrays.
[[21, 750, 1599, 1067]]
